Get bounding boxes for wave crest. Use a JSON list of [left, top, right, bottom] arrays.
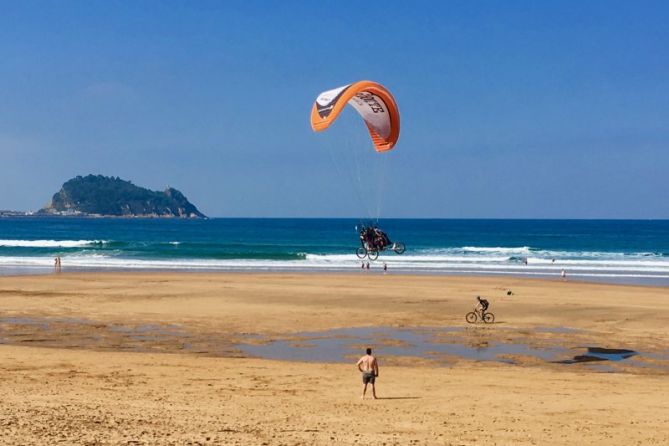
[[461, 246, 532, 254], [0, 239, 108, 248]]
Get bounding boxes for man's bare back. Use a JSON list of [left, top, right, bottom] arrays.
[[357, 354, 377, 373]]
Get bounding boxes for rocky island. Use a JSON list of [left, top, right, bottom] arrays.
[[39, 175, 206, 218]]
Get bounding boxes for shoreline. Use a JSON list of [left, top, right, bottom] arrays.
[[2, 265, 669, 287], [3, 219, 668, 286]]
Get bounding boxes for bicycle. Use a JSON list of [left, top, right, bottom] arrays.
[[465, 307, 495, 324]]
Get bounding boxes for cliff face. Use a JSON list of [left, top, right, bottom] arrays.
[[40, 175, 206, 218]]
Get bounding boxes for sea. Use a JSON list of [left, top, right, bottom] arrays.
[[1, 217, 668, 286]]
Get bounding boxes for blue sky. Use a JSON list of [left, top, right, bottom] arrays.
[[1, 1, 667, 218]]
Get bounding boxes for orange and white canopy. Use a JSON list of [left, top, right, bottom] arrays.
[[310, 80, 400, 152]]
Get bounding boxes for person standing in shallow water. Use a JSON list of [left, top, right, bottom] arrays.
[[356, 347, 379, 399]]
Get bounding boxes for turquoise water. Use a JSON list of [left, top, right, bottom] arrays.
[[1, 217, 668, 284]]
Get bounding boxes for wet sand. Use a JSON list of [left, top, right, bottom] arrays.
[[1, 272, 668, 445]]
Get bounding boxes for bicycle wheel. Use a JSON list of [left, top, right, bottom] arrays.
[[368, 250, 379, 261], [465, 312, 477, 324], [356, 247, 367, 259], [483, 312, 495, 323], [393, 242, 406, 255]]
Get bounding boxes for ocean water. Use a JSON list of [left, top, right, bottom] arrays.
[[0, 217, 668, 285]]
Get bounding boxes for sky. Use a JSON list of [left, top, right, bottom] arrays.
[[1, 1, 668, 218]]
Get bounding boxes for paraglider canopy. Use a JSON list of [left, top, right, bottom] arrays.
[[310, 80, 400, 152]]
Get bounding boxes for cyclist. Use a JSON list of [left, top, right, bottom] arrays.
[[475, 295, 490, 316]]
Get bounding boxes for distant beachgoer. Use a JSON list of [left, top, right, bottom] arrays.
[[561, 269, 566, 281], [383, 263, 387, 273], [552, 259, 555, 263], [476, 295, 490, 315], [361, 262, 365, 270], [356, 347, 379, 399], [366, 262, 370, 270], [523, 257, 528, 265]]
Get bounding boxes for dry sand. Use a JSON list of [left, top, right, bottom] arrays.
[[1, 272, 668, 445]]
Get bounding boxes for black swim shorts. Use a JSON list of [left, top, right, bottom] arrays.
[[362, 372, 376, 384]]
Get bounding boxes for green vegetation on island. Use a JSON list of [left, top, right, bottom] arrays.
[[39, 175, 206, 218]]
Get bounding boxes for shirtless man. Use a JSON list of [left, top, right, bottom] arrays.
[[356, 347, 379, 399]]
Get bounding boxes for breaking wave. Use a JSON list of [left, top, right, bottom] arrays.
[[1, 246, 668, 285], [0, 239, 108, 248]]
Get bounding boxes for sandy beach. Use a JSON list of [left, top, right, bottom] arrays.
[[4, 1, 668, 445], [1, 272, 668, 445]]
